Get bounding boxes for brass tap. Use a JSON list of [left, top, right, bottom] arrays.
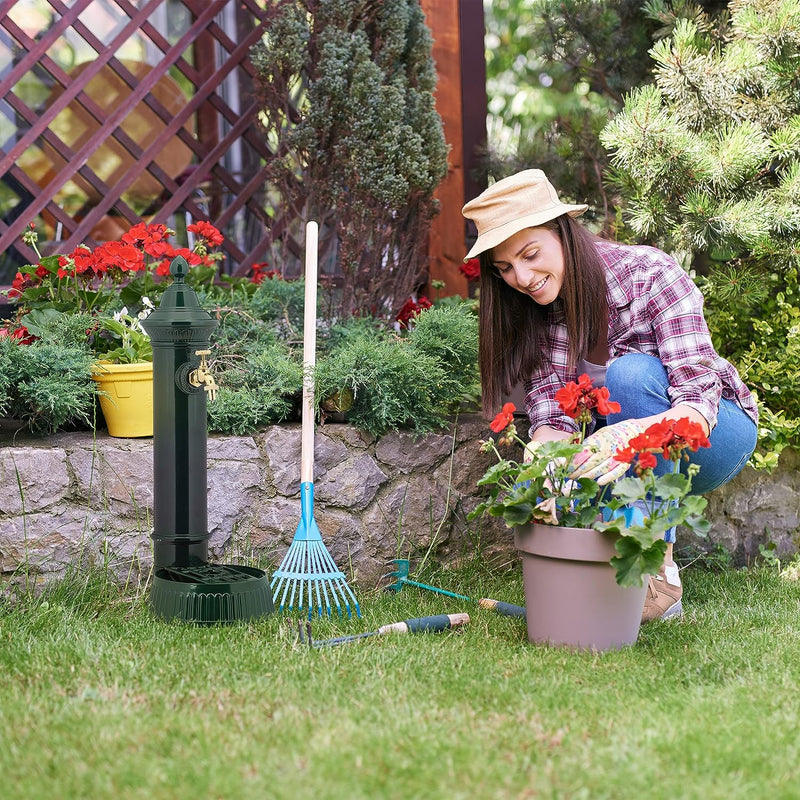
[[188, 349, 219, 401]]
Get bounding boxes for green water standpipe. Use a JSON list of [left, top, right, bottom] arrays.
[[141, 255, 274, 624]]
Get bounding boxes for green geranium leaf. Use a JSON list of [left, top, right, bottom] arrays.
[[611, 476, 648, 503], [20, 308, 67, 338], [501, 502, 535, 526], [651, 472, 690, 500], [683, 516, 711, 537], [680, 495, 708, 515], [611, 536, 667, 587], [475, 460, 515, 486]]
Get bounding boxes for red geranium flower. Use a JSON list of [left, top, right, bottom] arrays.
[[57, 245, 96, 277], [173, 247, 203, 266], [638, 451, 658, 470], [623, 417, 710, 462], [396, 295, 433, 328], [555, 373, 621, 423], [490, 402, 516, 433], [0, 325, 36, 344], [122, 222, 171, 251], [188, 220, 224, 247], [143, 238, 173, 260], [8, 271, 35, 298], [93, 240, 145, 274], [614, 446, 659, 476], [250, 262, 281, 284], [459, 258, 481, 282]]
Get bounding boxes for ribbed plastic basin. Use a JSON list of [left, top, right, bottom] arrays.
[[150, 563, 275, 624]]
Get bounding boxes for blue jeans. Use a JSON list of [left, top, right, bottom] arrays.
[[604, 353, 758, 543]]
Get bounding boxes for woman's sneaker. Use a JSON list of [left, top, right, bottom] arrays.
[[642, 564, 683, 622]]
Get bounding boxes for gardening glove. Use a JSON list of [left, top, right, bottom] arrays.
[[568, 419, 645, 485]]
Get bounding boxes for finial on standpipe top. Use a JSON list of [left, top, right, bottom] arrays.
[[170, 255, 189, 282]]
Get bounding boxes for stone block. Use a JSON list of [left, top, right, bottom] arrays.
[[314, 452, 388, 509], [375, 429, 455, 472], [0, 447, 70, 515]]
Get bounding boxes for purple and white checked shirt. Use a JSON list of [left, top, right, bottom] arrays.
[[523, 240, 759, 435]]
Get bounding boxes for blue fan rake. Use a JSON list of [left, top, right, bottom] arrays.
[[270, 221, 360, 619]]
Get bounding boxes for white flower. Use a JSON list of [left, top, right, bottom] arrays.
[[137, 297, 155, 321]]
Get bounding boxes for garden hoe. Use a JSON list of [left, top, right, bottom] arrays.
[[384, 559, 526, 619], [298, 612, 471, 648], [270, 221, 360, 620]]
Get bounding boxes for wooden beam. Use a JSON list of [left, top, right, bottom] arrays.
[[420, 0, 469, 299], [459, 0, 488, 212]]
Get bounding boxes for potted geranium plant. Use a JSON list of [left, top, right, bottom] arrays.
[[471, 374, 711, 650], [4, 221, 226, 436]]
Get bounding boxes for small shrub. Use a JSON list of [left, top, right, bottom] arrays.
[[0, 334, 95, 434], [406, 302, 480, 406], [208, 341, 303, 434]]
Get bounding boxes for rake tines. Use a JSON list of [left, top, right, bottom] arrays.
[[271, 484, 360, 619]]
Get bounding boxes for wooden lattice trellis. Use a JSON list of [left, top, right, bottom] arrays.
[[0, 0, 289, 282]]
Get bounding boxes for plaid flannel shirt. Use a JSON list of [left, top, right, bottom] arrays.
[[523, 240, 759, 435]]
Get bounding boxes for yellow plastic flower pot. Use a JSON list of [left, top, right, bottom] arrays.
[[91, 361, 154, 437]]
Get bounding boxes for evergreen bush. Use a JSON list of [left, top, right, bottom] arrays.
[[0, 334, 95, 435], [1, 292, 480, 439], [251, 0, 449, 318], [600, 0, 800, 458]]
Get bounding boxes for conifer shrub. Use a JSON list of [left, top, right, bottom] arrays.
[[0, 334, 96, 435], [600, 0, 800, 458], [251, 0, 449, 318]]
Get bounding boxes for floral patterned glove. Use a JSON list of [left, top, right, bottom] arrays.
[[568, 419, 645, 485]]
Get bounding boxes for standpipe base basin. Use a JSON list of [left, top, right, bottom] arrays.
[[150, 563, 275, 624]]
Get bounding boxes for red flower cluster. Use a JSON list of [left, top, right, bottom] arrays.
[[12, 222, 226, 294], [7, 271, 36, 299], [119, 222, 214, 276], [459, 258, 481, 283], [396, 295, 432, 328], [615, 417, 711, 474], [0, 325, 35, 344], [57, 240, 145, 279], [555, 373, 621, 424], [187, 220, 224, 248], [490, 401, 516, 433], [249, 262, 282, 285]]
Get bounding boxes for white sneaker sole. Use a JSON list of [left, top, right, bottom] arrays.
[[660, 599, 683, 620]]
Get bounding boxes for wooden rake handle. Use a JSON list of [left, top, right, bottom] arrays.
[[301, 221, 318, 485]]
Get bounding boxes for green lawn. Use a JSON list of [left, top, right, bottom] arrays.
[[2, 562, 800, 800]]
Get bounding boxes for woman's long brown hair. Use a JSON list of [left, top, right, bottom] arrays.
[[478, 214, 607, 416]]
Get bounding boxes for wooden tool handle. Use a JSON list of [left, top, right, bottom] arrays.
[[377, 613, 470, 635], [478, 598, 527, 618], [300, 221, 318, 484]]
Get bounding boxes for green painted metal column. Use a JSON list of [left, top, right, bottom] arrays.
[[141, 255, 274, 624]]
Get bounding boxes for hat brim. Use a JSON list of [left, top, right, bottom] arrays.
[[463, 203, 588, 262]]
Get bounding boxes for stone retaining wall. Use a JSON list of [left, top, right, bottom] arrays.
[[1, 419, 798, 591]]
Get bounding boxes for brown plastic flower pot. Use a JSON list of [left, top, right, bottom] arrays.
[[514, 523, 648, 652]]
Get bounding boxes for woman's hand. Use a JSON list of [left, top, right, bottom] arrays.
[[568, 419, 645, 485]]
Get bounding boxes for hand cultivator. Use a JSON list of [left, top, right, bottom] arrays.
[[297, 612, 470, 649], [384, 559, 526, 619]]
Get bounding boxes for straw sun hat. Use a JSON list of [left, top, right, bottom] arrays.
[[461, 169, 588, 262]]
